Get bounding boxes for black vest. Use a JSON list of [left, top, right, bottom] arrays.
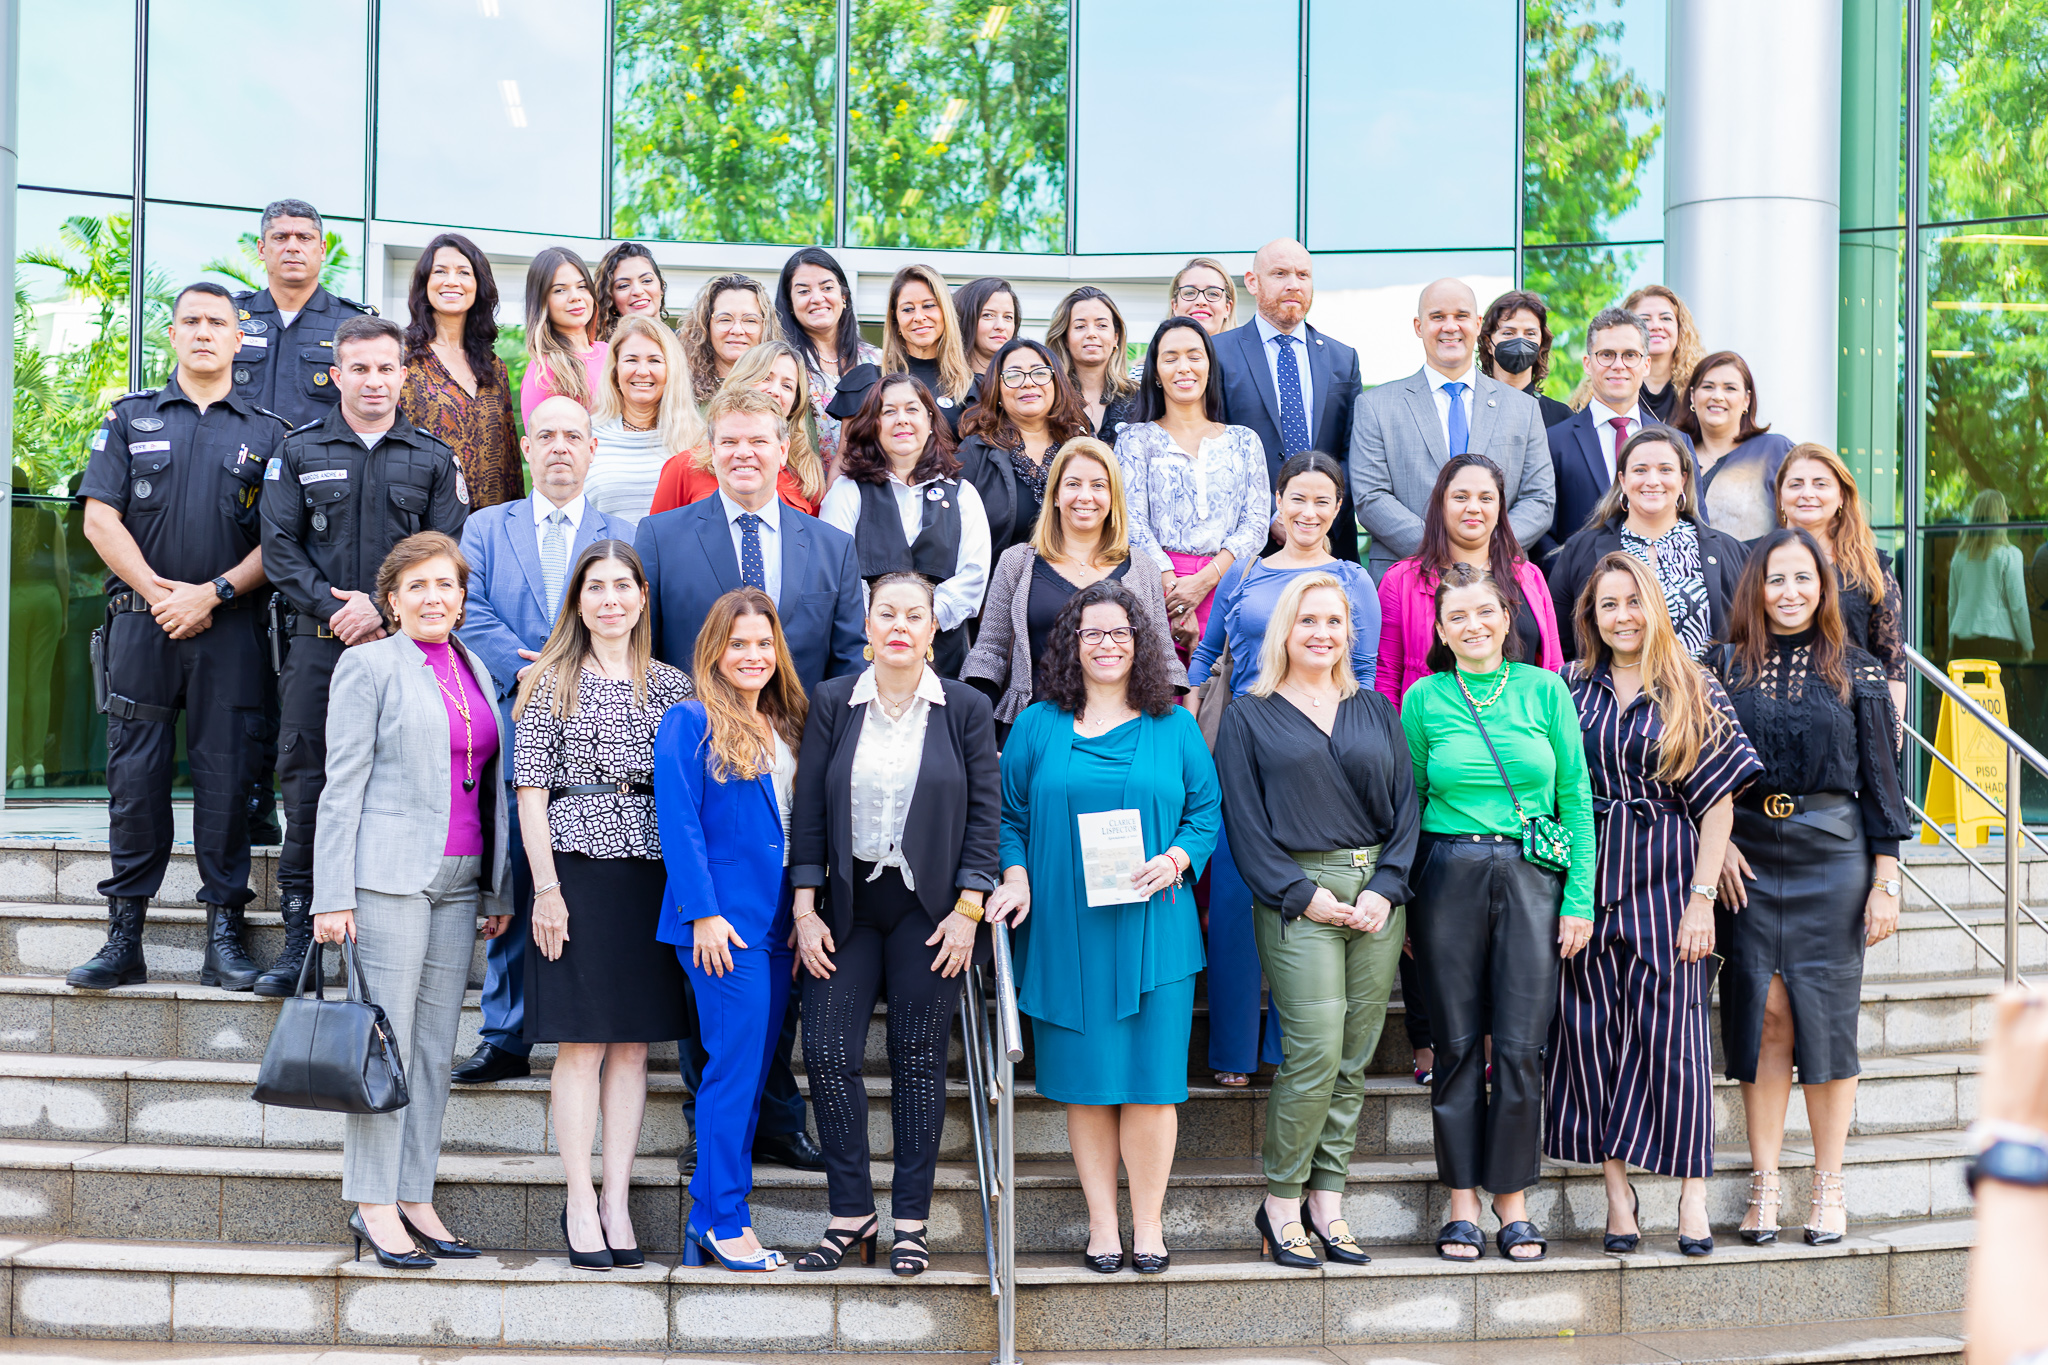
[[853, 478, 963, 586]]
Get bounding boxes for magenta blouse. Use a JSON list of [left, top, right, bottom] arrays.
[[418, 641, 499, 856]]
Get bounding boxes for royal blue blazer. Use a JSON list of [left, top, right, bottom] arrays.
[[652, 701, 791, 953]]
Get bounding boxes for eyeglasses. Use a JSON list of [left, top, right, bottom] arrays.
[[1076, 627, 1135, 645], [1175, 286, 1229, 304], [712, 312, 765, 329], [1000, 365, 1055, 388], [1591, 349, 1648, 369]]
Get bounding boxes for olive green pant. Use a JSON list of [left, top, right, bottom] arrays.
[[1252, 848, 1406, 1199]]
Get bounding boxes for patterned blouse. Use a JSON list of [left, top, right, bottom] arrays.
[[1619, 519, 1712, 659], [805, 338, 883, 480], [1114, 421, 1273, 573], [512, 662, 695, 859], [400, 351, 523, 510]]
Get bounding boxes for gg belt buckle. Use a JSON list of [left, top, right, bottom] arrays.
[[1763, 793, 1797, 819]]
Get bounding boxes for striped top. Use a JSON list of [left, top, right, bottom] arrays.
[[585, 418, 672, 528]]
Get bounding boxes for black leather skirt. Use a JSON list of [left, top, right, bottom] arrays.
[[1717, 794, 1870, 1085]]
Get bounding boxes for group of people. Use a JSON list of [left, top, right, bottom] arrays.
[[62, 193, 1917, 1276]]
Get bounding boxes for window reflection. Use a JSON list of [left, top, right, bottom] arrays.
[[1075, 0, 1293, 255], [1929, 0, 2048, 223], [1521, 241, 1664, 396], [379, 0, 604, 236], [146, 0, 368, 215], [1310, 252, 1515, 387], [1308, 2, 1517, 252], [1840, 0, 1906, 230], [1923, 229, 2048, 523], [1523, 0, 1663, 249], [614, 0, 837, 245], [21, 0, 133, 195]]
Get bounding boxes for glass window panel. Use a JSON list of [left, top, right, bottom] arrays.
[[15, 191, 143, 491], [146, 0, 367, 216], [1921, 225, 2048, 524], [11, 496, 115, 792], [1522, 240, 1664, 396], [1075, 0, 1294, 255], [1310, 252, 1516, 388], [20, 0, 134, 195], [1308, 2, 1516, 252], [144, 202, 366, 313], [1928, 0, 2048, 223], [1523, 0, 1663, 248], [1840, 0, 1906, 230], [377, 0, 604, 237], [1839, 230, 1905, 527], [613, 0, 837, 246], [846, 0, 1067, 251]]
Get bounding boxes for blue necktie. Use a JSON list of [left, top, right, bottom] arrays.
[[736, 512, 766, 591], [1443, 380, 1470, 456], [1273, 334, 1311, 455]]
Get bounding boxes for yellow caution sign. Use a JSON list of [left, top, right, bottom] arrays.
[[1922, 658, 2011, 847]]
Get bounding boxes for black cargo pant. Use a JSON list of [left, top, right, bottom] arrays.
[[98, 604, 267, 908], [275, 631, 347, 898]]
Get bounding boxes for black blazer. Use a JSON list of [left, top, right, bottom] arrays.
[[1543, 407, 1696, 557], [1547, 513, 1753, 661], [955, 435, 1024, 559], [788, 674, 1003, 942]]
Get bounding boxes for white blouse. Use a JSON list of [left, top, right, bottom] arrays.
[[817, 473, 992, 633], [771, 733, 797, 868], [847, 665, 944, 888]]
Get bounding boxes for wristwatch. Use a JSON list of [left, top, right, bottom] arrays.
[[1968, 1137, 2048, 1193], [212, 576, 235, 602], [1689, 882, 1718, 901], [1873, 876, 1901, 897]]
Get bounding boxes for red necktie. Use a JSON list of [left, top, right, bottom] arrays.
[[1608, 416, 1632, 479]]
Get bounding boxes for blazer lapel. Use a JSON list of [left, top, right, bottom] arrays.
[[1574, 412, 1611, 495], [693, 502, 744, 593], [1305, 325, 1335, 441], [570, 507, 613, 561], [1467, 373, 1502, 455], [779, 512, 810, 603], [1401, 371, 1450, 466], [1233, 324, 1284, 435], [508, 501, 550, 620]]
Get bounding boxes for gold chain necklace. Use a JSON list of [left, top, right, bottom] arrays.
[[429, 650, 478, 793], [1455, 666, 1511, 712]]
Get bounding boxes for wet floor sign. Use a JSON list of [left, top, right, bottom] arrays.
[[1922, 658, 2010, 847]]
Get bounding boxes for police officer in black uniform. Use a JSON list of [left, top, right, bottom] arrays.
[[229, 198, 375, 845], [67, 282, 291, 992], [256, 314, 469, 996]]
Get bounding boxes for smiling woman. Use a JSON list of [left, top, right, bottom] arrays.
[[401, 233, 522, 510]]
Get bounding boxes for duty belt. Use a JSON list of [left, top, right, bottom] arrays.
[[550, 782, 656, 799], [287, 614, 339, 639], [108, 589, 256, 613]]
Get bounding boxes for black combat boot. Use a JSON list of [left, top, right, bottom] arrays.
[[66, 896, 149, 990], [199, 904, 263, 991], [253, 892, 315, 997], [246, 788, 282, 847]]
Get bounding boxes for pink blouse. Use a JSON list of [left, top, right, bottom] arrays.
[[1374, 556, 1565, 708], [418, 641, 500, 856], [518, 340, 609, 425]]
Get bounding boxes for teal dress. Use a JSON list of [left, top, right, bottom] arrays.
[[1000, 702, 1222, 1105]]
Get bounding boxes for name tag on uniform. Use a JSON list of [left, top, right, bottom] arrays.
[[238, 335, 268, 349], [129, 440, 170, 454], [299, 468, 348, 485]]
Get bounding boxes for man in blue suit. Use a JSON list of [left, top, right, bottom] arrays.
[[635, 385, 864, 1173], [450, 396, 633, 1085], [1214, 239, 1363, 562], [1542, 306, 1693, 559]]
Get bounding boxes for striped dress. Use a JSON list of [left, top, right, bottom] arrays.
[[1544, 664, 1760, 1177]]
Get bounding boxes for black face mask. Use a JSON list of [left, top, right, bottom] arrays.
[[1492, 338, 1541, 374]]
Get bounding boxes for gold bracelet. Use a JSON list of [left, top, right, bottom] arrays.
[[953, 897, 985, 923]]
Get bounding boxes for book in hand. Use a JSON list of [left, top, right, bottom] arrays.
[[1078, 808, 1150, 907]]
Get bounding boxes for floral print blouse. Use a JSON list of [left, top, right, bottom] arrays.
[[1113, 421, 1273, 572], [400, 351, 523, 510], [805, 338, 882, 481]]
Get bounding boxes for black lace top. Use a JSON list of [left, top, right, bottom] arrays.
[[1709, 628, 1913, 856], [1837, 553, 1907, 685]]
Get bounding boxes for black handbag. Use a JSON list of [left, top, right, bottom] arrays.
[[252, 937, 411, 1114]]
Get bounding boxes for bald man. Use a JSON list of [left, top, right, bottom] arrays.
[[1348, 279, 1555, 577], [1212, 239, 1364, 561]]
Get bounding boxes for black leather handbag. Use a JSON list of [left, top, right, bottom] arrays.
[[252, 937, 411, 1114]]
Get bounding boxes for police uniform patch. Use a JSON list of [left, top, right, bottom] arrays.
[[242, 318, 267, 334], [455, 469, 470, 506], [234, 368, 251, 385], [131, 417, 164, 432], [265, 458, 282, 481], [237, 335, 268, 349], [299, 468, 348, 485], [312, 512, 328, 531], [238, 310, 251, 320], [129, 440, 171, 454], [134, 479, 153, 498], [313, 373, 329, 386], [91, 429, 107, 452]]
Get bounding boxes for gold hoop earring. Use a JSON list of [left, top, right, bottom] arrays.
[[862, 644, 875, 661]]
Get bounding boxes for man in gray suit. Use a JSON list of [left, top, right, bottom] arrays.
[[1349, 278, 1555, 578]]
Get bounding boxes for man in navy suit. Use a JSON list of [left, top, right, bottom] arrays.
[[449, 396, 633, 1085], [1214, 239, 1364, 562], [1543, 306, 1692, 557], [635, 385, 864, 1172]]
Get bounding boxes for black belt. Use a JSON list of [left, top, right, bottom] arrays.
[[1738, 790, 1861, 841], [108, 590, 258, 613], [1427, 832, 1517, 844], [550, 782, 655, 798], [288, 614, 339, 639]]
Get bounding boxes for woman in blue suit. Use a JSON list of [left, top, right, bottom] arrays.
[[654, 585, 808, 1272]]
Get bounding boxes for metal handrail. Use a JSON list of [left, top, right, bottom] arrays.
[[1904, 646, 2048, 777], [988, 921, 1023, 1365]]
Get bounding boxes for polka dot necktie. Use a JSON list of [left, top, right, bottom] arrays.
[[1273, 333, 1312, 455], [1442, 380, 1469, 456], [736, 512, 767, 591]]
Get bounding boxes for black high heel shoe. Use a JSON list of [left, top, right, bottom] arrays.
[[891, 1226, 932, 1278], [794, 1216, 878, 1272], [561, 1208, 614, 1271], [600, 1206, 645, 1269], [398, 1210, 479, 1260], [1254, 1203, 1320, 1269], [1603, 1182, 1642, 1254], [1740, 1170, 1782, 1246], [349, 1210, 434, 1270], [1306, 1212, 1371, 1266]]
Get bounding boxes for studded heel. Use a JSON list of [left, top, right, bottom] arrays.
[[1740, 1169, 1782, 1246]]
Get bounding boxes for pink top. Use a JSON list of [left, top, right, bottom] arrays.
[[1374, 557, 1565, 708], [418, 641, 500, 856], [518, 339, 609, 425]]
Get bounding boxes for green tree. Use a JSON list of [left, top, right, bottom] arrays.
[[1521, 0, 1662, 395], [201, 230, 358, 295]]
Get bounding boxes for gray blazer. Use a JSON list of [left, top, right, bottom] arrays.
[[1348, 366, 1556, 578], [961, 543, 1187, 722], [312, 633, 510, 918]]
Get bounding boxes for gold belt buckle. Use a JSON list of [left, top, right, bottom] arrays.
[[1763, 793, 1796, 819]]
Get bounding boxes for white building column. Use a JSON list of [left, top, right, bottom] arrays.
[[1665, 0, 1842, 449], [0, 0, 19, 804]]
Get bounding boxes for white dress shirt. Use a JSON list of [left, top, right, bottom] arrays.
[[1425, 364, 1479, 453], [1254, 314, 1314, 428], [846, 665, 946, 889], [717, 490, 783, 605], [816, 473, 992, 634], [1587, 396, 1644, 485], [532, 491, 587, 533]]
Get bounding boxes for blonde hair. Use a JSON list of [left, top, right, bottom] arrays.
[[690, 588, 807, 783], [1568, 552, 1727, 781], [680, 274, 782, 403], [704, 385, 790, 443], [1569, 284, 1705, 411], [711, 340, 823, 502], [512, 540, 656, 719], [592, 315, 707, 458], [1249, 572, 1359, 701], [1962, 487, 2012, 561], [1169, 257, 1237, 331], [881, 264, 973, 403], [1030, 438, 1131, 566], [1773, 443, 1887, 595]]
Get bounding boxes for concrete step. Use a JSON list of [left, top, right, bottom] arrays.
[[0, 1122, 1978, 1257], [0, 1222, 1970, 1353]]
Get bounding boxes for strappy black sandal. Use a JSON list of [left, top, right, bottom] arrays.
[[1495, 1219, 1549, 1263], [1435, 1219, 1484, 1262], [891, 1224, 931, 1277], [793, 1216, 878, 1272]]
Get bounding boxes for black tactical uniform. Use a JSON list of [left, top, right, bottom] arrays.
[[256, 406, 469, 994], [68, 377, 291, 992]]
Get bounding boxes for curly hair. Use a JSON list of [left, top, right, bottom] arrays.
[[1477, 288, 1552, 394], [679, 273, 781, 403], [594, 242, 671, 338], [1036, 580, 1180, 718]]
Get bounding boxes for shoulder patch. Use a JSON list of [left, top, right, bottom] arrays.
[[255, 407, 294, 429], [333, 295, 378, 317], [454, 468, 470, 506], [264, 457, 283, 481], [112, 388, 159, 405]]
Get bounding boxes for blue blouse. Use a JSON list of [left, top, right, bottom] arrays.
[[1187, 557, 1381, 696]]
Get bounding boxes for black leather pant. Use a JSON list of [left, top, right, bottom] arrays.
[[1410, 835, 1564, 1195]]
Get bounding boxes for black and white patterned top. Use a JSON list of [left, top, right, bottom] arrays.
[[513, 662, 695, 859], [1619, 519, 1712, 659]]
